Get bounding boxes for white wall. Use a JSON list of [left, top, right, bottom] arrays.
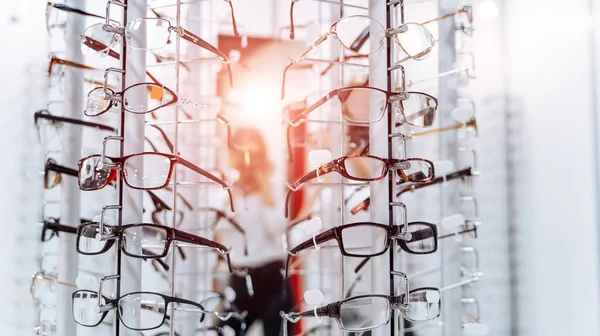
[[505, 0, 600, 334]]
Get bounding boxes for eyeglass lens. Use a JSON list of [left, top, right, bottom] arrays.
[[339, 296, 391, 330], [405, 289, 441, 321], [340, 225, 388, 256], [334, 16, 386, 56], [72, 290, 105, 327]]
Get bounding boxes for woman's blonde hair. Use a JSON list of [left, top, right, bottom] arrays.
[[229, 126, 275, 207]]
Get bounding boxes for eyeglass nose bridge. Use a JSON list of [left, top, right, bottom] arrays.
[[97, 274, 119, 313]]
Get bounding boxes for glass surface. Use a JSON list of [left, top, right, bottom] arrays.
[[85, 87, 112, 116], [405, 224, 437, 253], [123, 154, 172, 189], [126, 18, 171, 50], [396, 93, 437, 128], [81, 23, 121, 55], [340, 224, 388, 256], [123, 84, 175, 113], [118, 292, 166, 330], [339, 296, 390, 330], [339, 88, 388, 123], [395, 23, 435, 59], [77, 223, 110, 254], [404, 289, 441, 321], [401, 159, 433, 182], [31, 276, 56, 300], [344, 157, 386, 180], [122, 225, 169, 257], [78, 155, 113, 191], [72, 290, 105, 327], [335, 16, 385, 55]]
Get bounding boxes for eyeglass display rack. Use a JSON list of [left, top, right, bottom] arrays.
[[36, 0, 231, 335], [283, 0, 481, 336], [33, 0, 482, 335]]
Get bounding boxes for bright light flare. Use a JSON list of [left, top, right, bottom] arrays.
[[227, 82, 282, 124], [480, 0, 499, 19]]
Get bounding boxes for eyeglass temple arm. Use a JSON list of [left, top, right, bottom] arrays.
[[46, 160, 78, 177], [289, 1, 297, 39], [50, 2, 104, 19], [45, 221, 77, 235], [421, 6, 470, 25], [177, 27, 233, 87], [288, 90, 337, 125], [81, 36, 120, 60], [403, 119, 466, 137], [48, 56, 99, 76], [146, 190, 173, 211], [397, 166, 473, 195], [350, 26, 370, 53], [169, 297, 207, 323], [147, 124, 177, 154], [284, 163, 333, 218], [177, 157, 235, 212], [225, 0, 240, 36], [281, 34, 331, 99], [35, 111, 117, 133], [289, 229, 336, 255]]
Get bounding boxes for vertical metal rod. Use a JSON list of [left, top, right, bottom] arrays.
[[169, 0, 182, 335], [369, 1, 391, 336], [438, 0, 460, 335], [120, 0, 145, 334], [56, 0, 84, 334]]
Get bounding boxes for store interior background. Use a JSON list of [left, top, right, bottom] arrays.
[[0, 0, 599, 335]]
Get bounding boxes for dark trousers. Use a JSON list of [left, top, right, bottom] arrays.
[[221, 260, 294, 336]]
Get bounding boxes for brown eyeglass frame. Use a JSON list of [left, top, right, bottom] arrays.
[[284, 155, 435, 218]]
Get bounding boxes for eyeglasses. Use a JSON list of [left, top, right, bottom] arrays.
[[81, 18, 233, 86], [30, 270, 77, 300], [77, 151, 235, 212], [43, 159, 193, 228], [75, 222, 234, 272], [285, 155, 434, 217], [45, 2, 104, 36], [285, 87, 438, 126], [351, 167, 473, 215], [284, 222, 438, 278], [85, 82, 218, 117], [40, 217, 90, 242], [72, 290, 206, 331], [40, 218, 172, 271], [284, 289, 441, 332], [404, 117, 478, 139], [35, 110, 116, 146], [352, 6, 473, 62]]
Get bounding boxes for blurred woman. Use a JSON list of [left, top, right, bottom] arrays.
[[216, 126, 294, 336]]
